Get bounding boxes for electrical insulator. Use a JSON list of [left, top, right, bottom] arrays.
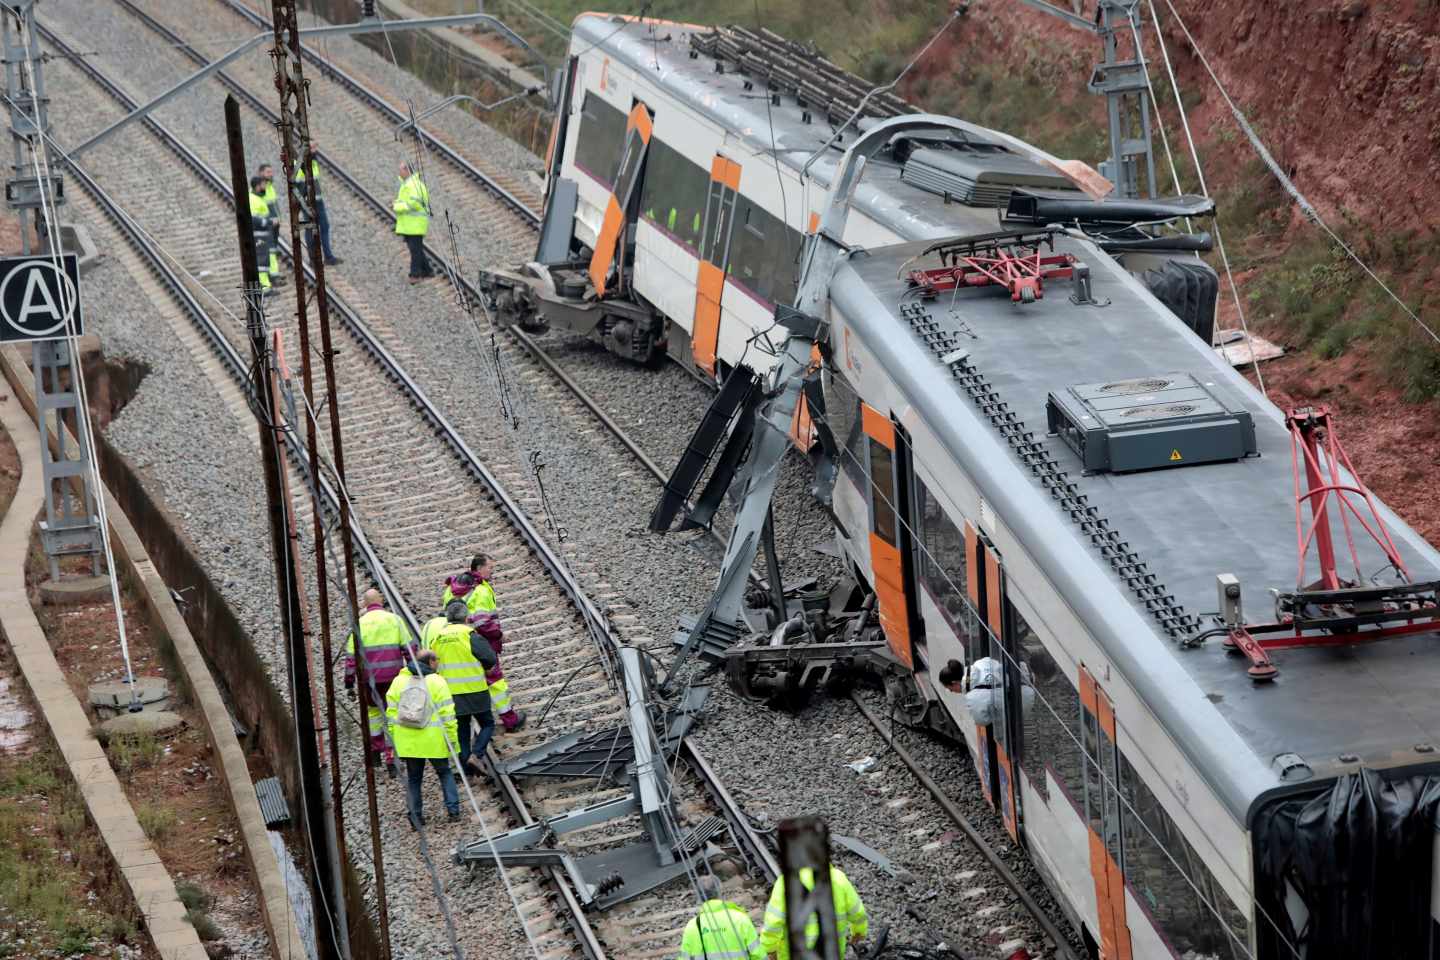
[[361, 0, 377, 16]]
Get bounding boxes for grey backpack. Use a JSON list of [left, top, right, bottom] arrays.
[[396, 678, 432, 729]]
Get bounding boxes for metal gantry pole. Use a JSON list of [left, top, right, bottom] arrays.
[[2, 1, 103, 581], [266, 3, 392, 956], [777, 818, 842, 960], [224, 94, 342, 960]]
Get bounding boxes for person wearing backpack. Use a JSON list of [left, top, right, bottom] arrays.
[[430, 600, 498, 780], [386, 649, 461, 826]]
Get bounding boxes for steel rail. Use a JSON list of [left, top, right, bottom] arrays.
[[118, 0, 754, 570], [219, 0, 541, 225], [851, 693, 1081, 960], [681, 739, 780, 884], [37, 21, 608, 959]]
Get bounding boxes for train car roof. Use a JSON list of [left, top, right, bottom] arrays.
[[832, 234, 1440, 817], [575, 13, 1440, 815], [571, 14, 1002, 240]]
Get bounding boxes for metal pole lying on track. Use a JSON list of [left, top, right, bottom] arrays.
[[224, 94, 343, 960]]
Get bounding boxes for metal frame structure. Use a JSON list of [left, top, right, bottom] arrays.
[[1015, 0, 1157, 199], [454, 648, 717, 910], [69, 12, 545, 161], [907, 230, 1077, 304], [1222, 406, 1440, 681], [3, 0, 102, 581], [661, 115, 1007, 686]]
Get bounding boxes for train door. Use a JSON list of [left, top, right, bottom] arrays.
[[587, 101, 653, 297], [691, 154, 741, 376], [542, 56, 578, 189], [861, 404, 917, 669], [962, 521, 1021, 843], [1080, 666, 1134, 960]]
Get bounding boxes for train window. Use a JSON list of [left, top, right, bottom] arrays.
[[728, 199, 766, 300], [769, 222, 805, 306], [726, 199, 805, 307], [1118, 754, 1250, 957], [639, 140, 707, 253], [1017, 637, 1082, 807], [916, 480, 974, 646], [824, 371, 866, 486], [870, 439, 898, 546], [610, 110, 652, 210], [1082, 707, 1102, 831], [573, 92, 628, 188], [1010, 606, 1054, 805]]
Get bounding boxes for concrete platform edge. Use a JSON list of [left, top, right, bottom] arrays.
[[0, 389, 207, 960], [0, 344, 305, 960]]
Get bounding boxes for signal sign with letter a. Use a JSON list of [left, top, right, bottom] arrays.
[[0, 253, 83, 342]]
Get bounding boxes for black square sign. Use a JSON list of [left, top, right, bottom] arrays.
[[0, 253, 83, 342]]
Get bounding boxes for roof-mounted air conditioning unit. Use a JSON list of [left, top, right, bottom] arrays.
[[1046, 373, 1257, 473]]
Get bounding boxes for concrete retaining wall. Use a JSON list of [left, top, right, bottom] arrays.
[[0, 344, 318, 960]]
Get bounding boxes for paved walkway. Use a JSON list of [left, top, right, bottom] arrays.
[[0, 392, 209, 960]]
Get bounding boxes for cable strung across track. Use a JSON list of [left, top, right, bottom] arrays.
[[35, 15, 785, 960]]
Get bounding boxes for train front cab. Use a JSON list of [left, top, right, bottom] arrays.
[[826, 371, 1256, 959]]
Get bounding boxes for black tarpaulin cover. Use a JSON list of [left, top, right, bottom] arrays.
[[1252, 768, 1440, 959]]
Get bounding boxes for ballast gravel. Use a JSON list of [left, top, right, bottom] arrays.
[[39, 0, 1079, 956]]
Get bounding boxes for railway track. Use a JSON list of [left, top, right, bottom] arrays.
[[36, 15, 777, 960], [43, 2, 1082, 956], [118, 0, 743, 571]]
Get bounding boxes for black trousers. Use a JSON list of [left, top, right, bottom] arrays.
[[403, 233, 432, 278]]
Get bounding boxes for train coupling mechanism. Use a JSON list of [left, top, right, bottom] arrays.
[[724, 580, 890, 707]]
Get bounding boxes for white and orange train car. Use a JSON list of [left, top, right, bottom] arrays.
[[483, 14, 1440, 960]]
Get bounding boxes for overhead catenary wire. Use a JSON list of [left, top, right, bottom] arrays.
[[1154, 0, 1440, 352], [1119, 0, 1265, 395]]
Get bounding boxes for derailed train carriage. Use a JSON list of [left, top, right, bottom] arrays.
[[483, 13, 1440, 960]]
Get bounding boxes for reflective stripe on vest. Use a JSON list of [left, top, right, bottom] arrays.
[[295, 160, 321, 197], [431, 623, 488, 694]]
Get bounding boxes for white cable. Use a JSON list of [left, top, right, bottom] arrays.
[[811, 375, 1301, 959], [7, 11, 142, 704], [1142, 0, 1265, 393], [1156, 0, 1440, 351]]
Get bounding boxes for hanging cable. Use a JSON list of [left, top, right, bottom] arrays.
[[1155, 0, 1440, 351], [1140, 1, 1267, 392], [6, 11, 143, 709]]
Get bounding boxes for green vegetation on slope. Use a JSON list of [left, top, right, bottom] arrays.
[[0, 744, 142, 955], [416, 0, 1440, 400]]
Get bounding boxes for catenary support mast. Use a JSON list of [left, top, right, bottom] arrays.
[[265, 3, 392, 955], [225, 95, 343, 960]]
